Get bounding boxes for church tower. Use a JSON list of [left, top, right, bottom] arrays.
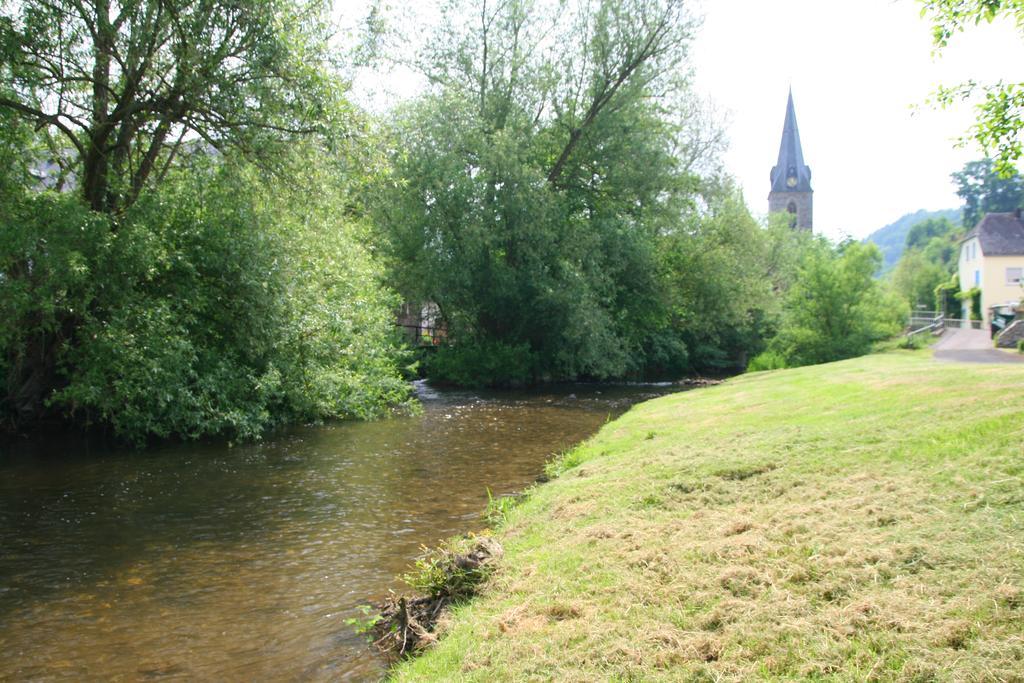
[[768, 90, 813, 231]]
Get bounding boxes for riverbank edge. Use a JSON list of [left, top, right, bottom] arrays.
[[367, 365, 807, 663], [385, 349, 1024, 680], [365, 381, 712, 663]]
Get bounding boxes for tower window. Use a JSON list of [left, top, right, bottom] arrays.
[[786, 201, 797, 213]]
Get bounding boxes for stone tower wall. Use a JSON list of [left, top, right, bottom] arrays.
[[768, 191, 813, 231]]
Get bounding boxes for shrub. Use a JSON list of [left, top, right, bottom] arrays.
[[747, 350, 788, 372], [898, 334, 930, 350], [956, 287, 983, 321], [0, 191, 112, 429], [425, 340, 536, 387], [769, 240, 907, 368], [401, 536, 502, 602], [2, 153, 412, 442]]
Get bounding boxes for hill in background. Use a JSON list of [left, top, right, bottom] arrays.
[[864, 208, 960, 274]]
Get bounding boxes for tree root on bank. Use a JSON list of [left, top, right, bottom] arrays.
[[371, 594, 444, 657], [371, 537, 503, 660]]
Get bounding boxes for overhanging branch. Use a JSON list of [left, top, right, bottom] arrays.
[[0, 97, 85, 156]]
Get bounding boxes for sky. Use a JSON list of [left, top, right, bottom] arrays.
[[341, 0, 1024, 241], [690, 0, 1024, 240]]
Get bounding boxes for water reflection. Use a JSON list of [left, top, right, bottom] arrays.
[[0, 382, 678, 680]]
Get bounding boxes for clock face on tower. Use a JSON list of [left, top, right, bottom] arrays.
[[786, 176, 797, 188]]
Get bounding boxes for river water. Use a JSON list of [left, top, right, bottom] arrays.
[[0, 382, 677, 681]]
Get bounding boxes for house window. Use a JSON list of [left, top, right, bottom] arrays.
[[1008, 267, 1023, 285], [974, 270, 980, 286]]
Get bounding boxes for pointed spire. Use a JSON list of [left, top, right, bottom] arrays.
[[769, 90, 812, 193]]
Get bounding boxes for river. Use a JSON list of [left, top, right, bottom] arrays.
[[0, 382, 680, 680]]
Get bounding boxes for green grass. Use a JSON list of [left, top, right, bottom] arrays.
[[391, 351, 1024, 681]]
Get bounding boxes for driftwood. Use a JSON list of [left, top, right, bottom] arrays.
[[371, 537, 503, 659]]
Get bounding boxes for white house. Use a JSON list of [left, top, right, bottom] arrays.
[[958, 211, 1024, 326]]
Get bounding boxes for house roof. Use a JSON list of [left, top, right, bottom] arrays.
[[963, 212, 1024, 256], [769, 89, 812, 193]]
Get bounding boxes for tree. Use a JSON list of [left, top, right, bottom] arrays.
[[768, 240, 906, 367], [905, 216, 960, 250], [377, 0, 717, 384], [542, 0, 692, 189], [951, 158, 1024, 227], [659, 185, 774, 372], [1, 145, 413, 441], [921, 0, 1024, 175], [0, 0, 411, 439], [0, 0, 344, 214], [892, 249, 948, 309], [887, 213, 966, 312]]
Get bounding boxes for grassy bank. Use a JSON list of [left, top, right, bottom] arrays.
[[392, 351, 1024, 681]]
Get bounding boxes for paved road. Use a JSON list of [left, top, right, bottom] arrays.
[[932, 328, 1024, 363]]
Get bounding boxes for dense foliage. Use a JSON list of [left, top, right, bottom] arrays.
[[0, 0, 343, 213], [376, 0, 777, 385], [0, 0, 411, 441], [0, 150, 412, 442], [659, 188, 776, 373], [751, 236, 906, 369], [891, 216, 962, 309]]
